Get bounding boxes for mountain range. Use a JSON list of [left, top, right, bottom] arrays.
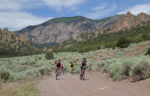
[[16, 12, 150, 48]]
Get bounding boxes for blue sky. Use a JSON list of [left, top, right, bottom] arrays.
[[0, 0, 150, 30]]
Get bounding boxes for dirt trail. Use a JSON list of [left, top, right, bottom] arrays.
[[38, 72, 150, 96]]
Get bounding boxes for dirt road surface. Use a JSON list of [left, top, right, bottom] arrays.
[[38, 72, 150, 96]]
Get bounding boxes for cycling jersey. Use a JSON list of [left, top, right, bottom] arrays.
[[61, 64, 64, 68], [70, 63, 74, 67], [81, 59, 87, 69], [82, 59, 87, 65], [56, 62, 61, 67]]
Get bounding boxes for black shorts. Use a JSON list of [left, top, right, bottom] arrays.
[[81, 66, 86, 70], [71, 66, 74, 68]]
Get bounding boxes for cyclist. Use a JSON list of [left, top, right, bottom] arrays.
[[55, 60, 62, 73], [70, 62, 74, 73], [80, 58, 88, 78], [61, 64, 64, 75]]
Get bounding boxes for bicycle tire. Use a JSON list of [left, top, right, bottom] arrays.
[[81, 69, 85, 80], [56, 68, 59, 80]]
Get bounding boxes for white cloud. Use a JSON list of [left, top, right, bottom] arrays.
[[43, 0, 86, 11], [84, 4, 116, 19], [0, 12, 50, 31], [0, 0, 21, 11], [92, 3, 106, 11], [118, 4, 150, 15], [0, 0, 50, 30]]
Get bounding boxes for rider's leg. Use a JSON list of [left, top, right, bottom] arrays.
[[55, 67, 57, 73], [80, 67, 82, 76], [71, 67, 72, 72], [59, 67, 62, 73]]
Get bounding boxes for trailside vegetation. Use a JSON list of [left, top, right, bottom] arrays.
[[145, 48, 150, 55], [45, 52, 54, 60]]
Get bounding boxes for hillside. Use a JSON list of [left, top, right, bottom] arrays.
[[0, 28, 40, 57], [16, 16, 97, 47], [16, 15, 122, 48], [52, 21, 150, 52]]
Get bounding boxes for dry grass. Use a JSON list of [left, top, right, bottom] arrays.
[[0, 80, 39, 96]]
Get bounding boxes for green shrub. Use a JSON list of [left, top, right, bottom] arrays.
[[38, 67, 50, 75], [117, 37, 130, 48], [104, 61, 125, 81], [0, 71, 10, 82], [100, 56, 150, 81], [45, 52, 54, 60], [142, 33, 150, 40], [145, 48, 150, 55], [0, 69, 13, 82], [122, 61, 131, 76], [131, 61, 150, 81]]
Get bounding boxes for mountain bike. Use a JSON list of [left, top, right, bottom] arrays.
[[80, 66, 86, 80], [56, 68, 61, 80], [61, 68, 64, 75], [70, 67, 74, 74]]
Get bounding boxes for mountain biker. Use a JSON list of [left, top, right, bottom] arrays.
[[70, 62, 74, 73], [61, 64, 64, 75], [55, 59, 62, 73], [80, 58, 88, 77]]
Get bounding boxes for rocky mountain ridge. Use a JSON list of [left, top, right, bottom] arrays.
[[111, 12, 150, 32], [16, 12, 150, 48], [0, 28, 39, 57]]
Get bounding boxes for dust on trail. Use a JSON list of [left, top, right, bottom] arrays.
[[37, 72, 150, 96]]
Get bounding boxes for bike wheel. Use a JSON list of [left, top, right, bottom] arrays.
[[56, 69, 59, 80], [62, 70, 64, 75], [56, 72, 58, 80], [72, 68, 74, 74], [81, 69, 85, 80], [82, 71, 85, 80]]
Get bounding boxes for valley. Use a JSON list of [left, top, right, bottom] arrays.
[[0, 11, 150, 96]]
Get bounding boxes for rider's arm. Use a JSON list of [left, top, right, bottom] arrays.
[[55, 62, 58, 67], [86, 63, 88, 68]]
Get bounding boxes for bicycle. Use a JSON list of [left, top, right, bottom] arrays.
[[70, 67, 74, 74], [55, 68, 61, 80], [80, 66, 86, 80], [61, 68, 65, 75]]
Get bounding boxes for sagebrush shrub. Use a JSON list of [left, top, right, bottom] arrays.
[[0, 70, 10, 82], [131, 61, 150, 81], [122, 61, 131, 76], [100, 56, 150, 81], [145, 48, 150, 55], [45, 52, 54, 59]]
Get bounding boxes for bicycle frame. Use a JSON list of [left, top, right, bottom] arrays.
[[56, 68, 60, 80], [80, 67, 86, 80]]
